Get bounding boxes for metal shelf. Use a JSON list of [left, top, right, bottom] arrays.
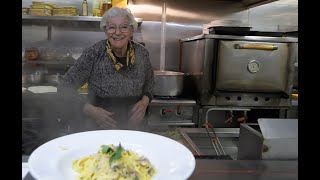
[[22, 60, 75, 65], [22, 15, 143, 24], [22, 15, 143, 37], [22, 15, 102, 22]]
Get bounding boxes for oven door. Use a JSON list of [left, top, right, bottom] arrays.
[[215, 40, 289, 93]]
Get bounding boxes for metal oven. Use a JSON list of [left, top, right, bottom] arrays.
[[179, 34, 298, 108]]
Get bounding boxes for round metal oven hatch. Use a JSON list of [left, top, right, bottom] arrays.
[[247, 60, 260, 73]]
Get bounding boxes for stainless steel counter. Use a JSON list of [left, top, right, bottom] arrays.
[[189, 159, 297, 180], [22, 156, 297, 180]]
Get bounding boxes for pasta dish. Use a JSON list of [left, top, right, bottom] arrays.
[[72, 144, 156, 180]]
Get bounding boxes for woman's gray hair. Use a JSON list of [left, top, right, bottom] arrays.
[[100, 7, 138, 32]]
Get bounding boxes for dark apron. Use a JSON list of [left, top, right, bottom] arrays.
[[86, 95, 142, 130]]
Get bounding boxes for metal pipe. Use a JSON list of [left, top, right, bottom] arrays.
[[160, 2, 166, 71]]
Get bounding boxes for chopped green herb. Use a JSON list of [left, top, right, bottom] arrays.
[[109, 144, 124, 163], [101, 145, 114, 154]]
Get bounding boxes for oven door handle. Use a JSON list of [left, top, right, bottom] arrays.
[[234, 43, 278, 50]]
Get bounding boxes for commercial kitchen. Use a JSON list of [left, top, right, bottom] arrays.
[[22, 0, 298, 179]]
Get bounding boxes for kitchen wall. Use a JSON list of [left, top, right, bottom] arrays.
[[22, 0, 298, 71], [248, 0, 298, 32], [22, 0, 298, 153]]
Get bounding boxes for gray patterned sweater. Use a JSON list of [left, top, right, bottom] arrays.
[[58, 40, 154, 104]]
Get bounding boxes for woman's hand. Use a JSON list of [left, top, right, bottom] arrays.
[[83, 103, 117, 128], [129, 96, 149, 124]]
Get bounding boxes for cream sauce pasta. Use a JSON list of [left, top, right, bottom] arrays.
[[72, 144, 156, 180]]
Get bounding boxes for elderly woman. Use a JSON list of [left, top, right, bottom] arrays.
[[58, 7, 154, 130]]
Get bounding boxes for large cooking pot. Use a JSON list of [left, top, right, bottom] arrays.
[[153, 70, 186, 96], [26, 72, 45, 85], [45, 73, 63, 85]]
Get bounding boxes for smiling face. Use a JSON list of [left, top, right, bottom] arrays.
[[105, 15, 134, 53]]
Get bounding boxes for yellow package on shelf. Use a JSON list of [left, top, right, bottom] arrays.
[[32, 1, 55, 6], [52, 13, 78, 16], [53, 6, 79, 16], [22, 8, 29, 15], [31, 1, 55, 9], [30, 8, 52, 16], [30, 4, 54, 10], [112, 0, 127, 8]]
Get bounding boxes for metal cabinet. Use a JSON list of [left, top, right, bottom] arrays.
[[237, 118, 298, 160]]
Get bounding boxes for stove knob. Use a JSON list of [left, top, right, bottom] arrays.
[[160, 109, 172, 115], [176, 109, 182, 116], [160, 109, 166, 115]]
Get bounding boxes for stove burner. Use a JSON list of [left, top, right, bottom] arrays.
[[194, 155, 233, 160]]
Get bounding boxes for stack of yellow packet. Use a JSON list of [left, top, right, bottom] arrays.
[[53, 6, 79, 16], [30, 1, 55, 16], [22, 7, 29, 15]]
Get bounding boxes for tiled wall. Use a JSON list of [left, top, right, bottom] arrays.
[[22, 0, 298, 71]]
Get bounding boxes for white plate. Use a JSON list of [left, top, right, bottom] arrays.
[[28, 130, 196, 180], [22, 163, 29, 179], [27, 86, 57, 93]]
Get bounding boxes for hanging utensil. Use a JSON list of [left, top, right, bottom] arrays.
[[203, 122, 226, 156]]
